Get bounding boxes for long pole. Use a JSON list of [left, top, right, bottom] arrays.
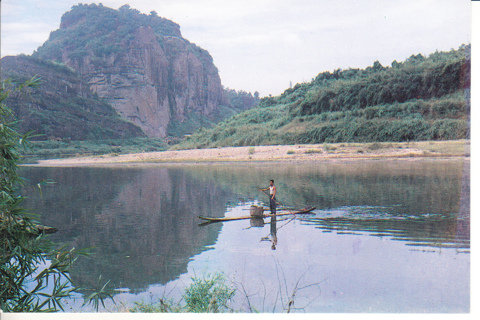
[[257, 187, 297, 222], [257, 187, 283, 206]]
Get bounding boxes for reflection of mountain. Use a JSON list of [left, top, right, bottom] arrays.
[[21, 167, 231, 291]]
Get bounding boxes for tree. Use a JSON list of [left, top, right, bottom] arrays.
[[367, 60, 385, 73], [0, 78, 111, 312]]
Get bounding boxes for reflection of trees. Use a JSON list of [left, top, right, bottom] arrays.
[[21, 167, 233, 291], [183, 160, 466, 216], [22, 167, 140, 239], [185, 160, 469, 250]]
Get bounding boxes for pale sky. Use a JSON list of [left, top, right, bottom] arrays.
[[0, 0, 472, 96]]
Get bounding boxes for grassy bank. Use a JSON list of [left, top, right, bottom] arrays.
[[21, 137, 167, 159], [172, 93, 469, 150]]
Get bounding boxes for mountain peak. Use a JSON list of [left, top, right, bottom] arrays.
[[59, 3, 181, 37], [32, 3, 228, 138]]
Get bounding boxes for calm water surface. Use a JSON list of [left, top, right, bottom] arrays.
[[20, 159, 470, 313]]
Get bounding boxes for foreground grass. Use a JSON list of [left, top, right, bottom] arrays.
[[113, 268, 323, 313], [129, 273, 235, 313]]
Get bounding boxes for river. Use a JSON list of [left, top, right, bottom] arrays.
[[20, 159, 470, 313]]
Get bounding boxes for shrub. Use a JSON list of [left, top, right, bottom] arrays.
[[183, 273, 235, 313], [368, 142, 383, 150], [323, 143, 336, 151]]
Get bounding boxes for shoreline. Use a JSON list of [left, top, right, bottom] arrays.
[[24, 140, 470, 167]]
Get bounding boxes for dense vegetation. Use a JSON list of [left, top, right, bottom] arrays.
[[131, 272, 235, 313], [20, 137, 167, 160], [1, 55, 145, 141], [224, 88, 260, 112], [163, 89, 261, 138], [33, 3, 183, 63], [167, 89, 260, 137], [175, 45, 470, 149], [1, 79, 95, 311]]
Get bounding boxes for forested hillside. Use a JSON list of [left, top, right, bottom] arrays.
[[1, 55, 145, 141], [175, 45, 470, 149]]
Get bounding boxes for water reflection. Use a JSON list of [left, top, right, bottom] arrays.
[[270, 216, 277, 250], [300, 206, 469, 250], [181, 160, 466, 216], [21, 166, 236, 291], [19, 159, 469, 310], [259, 216, 278, 250]]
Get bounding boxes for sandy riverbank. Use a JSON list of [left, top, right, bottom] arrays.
[[27, 140, 470, 167]]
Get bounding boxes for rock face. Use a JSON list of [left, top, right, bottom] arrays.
[[34, 4, 229, 138], [1, 55, 145, 140]]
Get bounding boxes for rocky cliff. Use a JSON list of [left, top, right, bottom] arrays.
[[33, 3, 230, 138], [1, 55, 145, 140]]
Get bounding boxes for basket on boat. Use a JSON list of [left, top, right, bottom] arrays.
[[250, 205, 264, 218]]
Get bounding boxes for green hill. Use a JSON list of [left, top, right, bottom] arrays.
[[174, 45, 470, 150], [1, 55, 145, 141]]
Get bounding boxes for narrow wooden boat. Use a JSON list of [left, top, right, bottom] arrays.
[[198, 207, 316, 222]]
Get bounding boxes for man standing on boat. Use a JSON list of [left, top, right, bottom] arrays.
[[260, 180, 276, 215]]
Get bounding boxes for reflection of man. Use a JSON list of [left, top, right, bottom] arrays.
[[260, 179, 276, 215], [270, 216, 277, 250]]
